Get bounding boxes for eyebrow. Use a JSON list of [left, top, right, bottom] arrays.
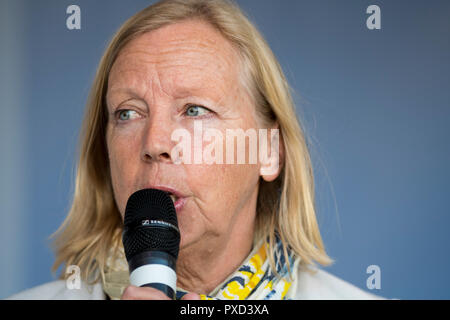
[[106, 88, 143, 109], [106, 85, 229, 110]]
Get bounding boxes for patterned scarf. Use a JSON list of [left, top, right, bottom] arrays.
[[102, 237, 299, 300]]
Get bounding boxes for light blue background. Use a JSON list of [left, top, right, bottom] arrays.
[[1, 0, 449, 299]]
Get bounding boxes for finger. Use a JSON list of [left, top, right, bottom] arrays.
[[181, 292, 201, 300], [121, 285, 172, 300]]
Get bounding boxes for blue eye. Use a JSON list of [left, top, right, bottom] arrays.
[[185, 105, 209, 117], [116, 110, 139, 121]]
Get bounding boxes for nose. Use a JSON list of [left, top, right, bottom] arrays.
[[141, 112, 174, 164]]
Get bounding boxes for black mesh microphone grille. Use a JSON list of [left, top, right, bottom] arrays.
[[122, 189, 180, 261], [123, 188, 178, 227]]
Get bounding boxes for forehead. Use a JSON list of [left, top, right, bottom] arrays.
[[107, 19, 243, 101]]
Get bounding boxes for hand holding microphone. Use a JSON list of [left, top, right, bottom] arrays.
[[121, 286, 200, 300]]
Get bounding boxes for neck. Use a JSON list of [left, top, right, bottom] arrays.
[[175, 215, 255, 295]]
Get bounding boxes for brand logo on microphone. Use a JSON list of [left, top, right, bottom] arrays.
[[141, 219, 179, 232]]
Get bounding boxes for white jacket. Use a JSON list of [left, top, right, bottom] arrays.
[[7, 268, 383, 300]]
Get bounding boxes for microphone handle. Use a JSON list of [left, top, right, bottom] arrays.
[[128, 251, 177, 300]]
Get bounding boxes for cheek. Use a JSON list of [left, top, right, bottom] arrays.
[[186, 115, 263, 221], [187, 162, 260, 217], [107, 129, 141, 215]]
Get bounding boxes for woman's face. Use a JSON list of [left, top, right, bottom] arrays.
[[106, 20, 268, 251]]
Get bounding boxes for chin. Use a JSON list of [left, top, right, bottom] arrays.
[[177, 226, 204, 253]]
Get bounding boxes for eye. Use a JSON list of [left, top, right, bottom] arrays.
[[115, 109, 140, 122], [184, 104, 210, 117]]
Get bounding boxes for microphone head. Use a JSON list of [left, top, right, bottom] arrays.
[[122, 188, 180, 262]]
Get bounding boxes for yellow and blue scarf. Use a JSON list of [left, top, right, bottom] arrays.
[[103, 237, 298, 300]]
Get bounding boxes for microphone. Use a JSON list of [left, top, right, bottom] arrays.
[[122, 188, 180, 299]]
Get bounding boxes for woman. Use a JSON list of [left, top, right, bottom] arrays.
[[9, 0, 380, 300]]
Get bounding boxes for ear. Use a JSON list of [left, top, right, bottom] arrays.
[[260, 123, 284, 182]]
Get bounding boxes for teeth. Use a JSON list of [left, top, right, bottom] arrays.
[[169, 194, 178, 203]]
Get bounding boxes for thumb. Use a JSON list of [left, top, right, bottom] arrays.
[[181, 292, 201, 300]]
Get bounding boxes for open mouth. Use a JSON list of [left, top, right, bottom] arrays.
[[142, 186, 186, 211], [167, 192, 179, 203]]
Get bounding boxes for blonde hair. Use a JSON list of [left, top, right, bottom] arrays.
[[52, 0, 332, 283]]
